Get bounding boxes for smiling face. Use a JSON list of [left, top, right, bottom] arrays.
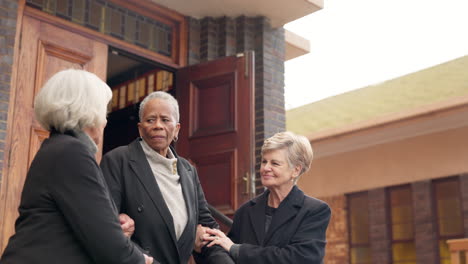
[[138, 98, 180, 156], [260, 148, 301, 192]]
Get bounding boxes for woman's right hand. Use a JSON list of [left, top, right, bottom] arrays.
[[119, 213, 135, 238], [144, 254, 153, 264], [194, 224, 209, 253]]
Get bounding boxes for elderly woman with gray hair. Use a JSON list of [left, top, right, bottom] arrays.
[[0, 69, 152, 264], [100, 91, 234, 264], [204, 131, 331, 264]]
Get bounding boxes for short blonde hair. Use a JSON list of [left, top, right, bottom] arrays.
[[34, 69, 112, 133], [261, 131, 313, 183]]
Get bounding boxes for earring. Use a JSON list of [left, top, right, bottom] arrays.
[[173, 136, 178, 142]]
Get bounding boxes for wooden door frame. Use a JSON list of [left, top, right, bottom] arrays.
[[0, 1, 187, 251], [0, 0, 26, 252]]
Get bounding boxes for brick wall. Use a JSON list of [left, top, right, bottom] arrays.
[[368, 188, 392, 264], [321, 176, 468, 264], [320, 194, 349, 264], [460, 173, 468, 237], [187, 16, 286, 194], [412, 180, 439, 264], [0, 0, 18, 185]]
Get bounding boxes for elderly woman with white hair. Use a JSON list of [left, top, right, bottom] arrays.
[[0, 69, 152, 264], [204, 131, 331, 264], [100, 91, 234, 264]]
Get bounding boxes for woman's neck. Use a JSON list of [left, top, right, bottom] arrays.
[[267, 184, 294, 208]]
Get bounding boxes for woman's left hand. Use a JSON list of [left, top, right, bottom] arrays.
[[204, 228, 234, 252]]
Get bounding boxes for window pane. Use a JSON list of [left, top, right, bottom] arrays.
[[435, 179, 464, 237], [88, 2, 103, 30], [438, 198, 463, 236], [110, 7, 122, 38], [349, 194, 369, 244], [392, 242, 416, 263], [351, 247, 372, 264], [392, 222, 414, 241], [391, 187, 412, 205], [72, 0, 85, 23], [349, 193, 371, 264], [125, 14, 137, 41], [389, 186, 414, 241], [56, 0, 69, 17]]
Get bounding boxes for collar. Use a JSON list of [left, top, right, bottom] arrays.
[[140, 139, 178, 175], [251, 185, 303, 209], [58, 129, 98, 154]]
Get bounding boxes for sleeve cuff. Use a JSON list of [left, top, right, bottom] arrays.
[[229, 244, 240, 260]]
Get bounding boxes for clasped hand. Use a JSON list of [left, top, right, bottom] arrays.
[[194, 224, 234, 252]]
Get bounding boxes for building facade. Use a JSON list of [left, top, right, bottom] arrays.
[[288, 57, 468, 264], [0, 0, 322, 252]]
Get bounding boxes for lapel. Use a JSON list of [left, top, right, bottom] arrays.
[[128, 139, 178, 245], [173, 147, 196, 234], [263, 186, 304, 245], [247, 191, 269, 245]]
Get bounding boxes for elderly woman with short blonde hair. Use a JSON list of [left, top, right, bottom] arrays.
[[205, 131, 331, 264], [0, 69, 152, 264]]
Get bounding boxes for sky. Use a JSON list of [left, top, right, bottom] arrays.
[[284, 0, 468, 110]]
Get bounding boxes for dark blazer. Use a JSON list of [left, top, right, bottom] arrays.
[[227, 185, 331, 264], [0, 132, 144, 264], [100, 138, 233, 264]]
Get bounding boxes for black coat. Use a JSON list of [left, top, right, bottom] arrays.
[[228, 185, 331, 264], [100, 138, 233, 264], [0, 132, 144, 264]]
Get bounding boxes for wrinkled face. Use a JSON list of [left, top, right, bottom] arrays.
[[260, 149, 300, 191], [138, 98, 180, 157]]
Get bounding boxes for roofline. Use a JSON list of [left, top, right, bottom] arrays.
[[307, 95, 468, 142]]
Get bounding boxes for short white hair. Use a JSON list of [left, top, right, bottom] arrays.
[[34, 69, 112, 133], [261, 131, 314, 183], [139, 91, 179, 122]]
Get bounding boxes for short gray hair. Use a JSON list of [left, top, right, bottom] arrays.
[[261, 131, 313, 183], [34, 69, 112, 133], [139, 91, 179, 122]]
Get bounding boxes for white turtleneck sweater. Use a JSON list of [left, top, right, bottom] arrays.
[[140, 140, 188, 240]]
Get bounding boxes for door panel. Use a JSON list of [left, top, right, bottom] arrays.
[[189, 73, 235, 137], [194, 150, 235, 211], [0, 15, 107, 250], [177, 54, 255, 217]]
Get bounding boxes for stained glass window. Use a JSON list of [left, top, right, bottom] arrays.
[[26, 0, 173, 56]]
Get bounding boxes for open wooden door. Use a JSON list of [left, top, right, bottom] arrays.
[[177, 53, 255, 218], [0, 14, 107, 251]]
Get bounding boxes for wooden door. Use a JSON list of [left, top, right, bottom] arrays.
[[0, 15, 107, 250], [177, 53, 255, 218]]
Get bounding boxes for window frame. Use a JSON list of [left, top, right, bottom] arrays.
[[347, 191, 372, 264], [387, 184, 416, 264], [432, 176, 465, 264]]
